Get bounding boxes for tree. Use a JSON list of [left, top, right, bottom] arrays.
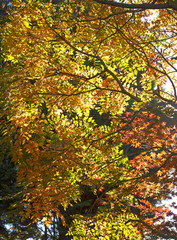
[[0, 0, 177, 239]]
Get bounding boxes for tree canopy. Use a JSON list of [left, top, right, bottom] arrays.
[[0, 0, 177, 239]]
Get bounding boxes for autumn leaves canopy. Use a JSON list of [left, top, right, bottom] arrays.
[[1, 0, 177, 239]]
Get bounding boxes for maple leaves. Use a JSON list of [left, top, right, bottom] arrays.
[[0, 0, 177, 239]]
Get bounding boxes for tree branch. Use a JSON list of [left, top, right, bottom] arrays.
[[126, 218, 177, 239], [94, 0, 176, 11], [106, 153, 176, 191]]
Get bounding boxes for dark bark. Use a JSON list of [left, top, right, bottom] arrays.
[[94, 0, 177, 11]]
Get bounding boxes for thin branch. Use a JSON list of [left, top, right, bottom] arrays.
[[39, 6, 142, 103], [35, 88, 98, 96], [126, 218, 177, 239], [106, 153, 176, 190], [149, 43, 177, 102], [73, 10, 141, 23]]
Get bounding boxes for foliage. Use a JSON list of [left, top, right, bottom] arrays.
[[67, 211, 141, 240], [0, 0, 177, 239]]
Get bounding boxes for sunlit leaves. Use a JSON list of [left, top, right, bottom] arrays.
[[1, 0, 177, 239], [67, 211, 141, 239]]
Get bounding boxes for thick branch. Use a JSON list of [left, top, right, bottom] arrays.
[[94, 0, 176, 11]]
